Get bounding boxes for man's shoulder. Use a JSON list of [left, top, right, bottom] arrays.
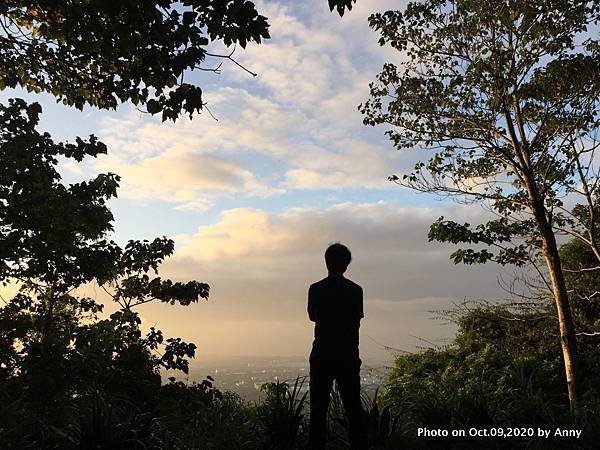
[[310, 277, 362, 293], [343, 277, 363, 292], [310, 277, 330, 290]]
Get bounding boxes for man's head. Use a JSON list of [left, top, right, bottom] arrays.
[[324, 243, 352, 275]]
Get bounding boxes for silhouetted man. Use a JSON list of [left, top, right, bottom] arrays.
[[308, 243, 367, 450]]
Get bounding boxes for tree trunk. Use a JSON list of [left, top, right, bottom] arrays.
[[527, 188, 580, 417], [540, 229, 580, 417]]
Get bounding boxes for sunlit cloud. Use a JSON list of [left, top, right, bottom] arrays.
[[175, 208, 301, 261], [97, 150, 267, 210], [147, 201, 504, 360], [167, 201, 502, 301]]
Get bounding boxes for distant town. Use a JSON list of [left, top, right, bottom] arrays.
[[168, 355, 392, 402]]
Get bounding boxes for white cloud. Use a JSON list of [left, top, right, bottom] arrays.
[[88, 0, 417, 208], [96, 148, 268, 210], [147, 201, 505, 360], [283, 139, 410, 189], [175, 208, 301, 261]]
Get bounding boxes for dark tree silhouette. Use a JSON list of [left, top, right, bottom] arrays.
[[0, 0, 270, 121]]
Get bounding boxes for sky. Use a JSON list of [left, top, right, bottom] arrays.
[[1, 0, 509, 364]]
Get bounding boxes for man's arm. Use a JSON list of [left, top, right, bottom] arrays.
[[308, 284, 317, 322], [358, 285, 364, 319]]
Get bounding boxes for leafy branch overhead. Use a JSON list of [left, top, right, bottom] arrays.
[[0, 1, 358, 121], [328, 0, 358, 16], [0, 0, 271, 121]]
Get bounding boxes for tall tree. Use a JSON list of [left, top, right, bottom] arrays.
[[361, 0, 600, 415]]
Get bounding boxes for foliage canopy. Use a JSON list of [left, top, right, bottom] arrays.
[[0, 99, 209, 388], [0, 0, 359, 120], [0, 0, 271, 120]]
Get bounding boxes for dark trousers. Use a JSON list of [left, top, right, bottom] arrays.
[[308, 349, 367, 450]]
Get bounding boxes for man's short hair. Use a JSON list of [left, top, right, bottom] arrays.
[[325, 243, 352, 274]]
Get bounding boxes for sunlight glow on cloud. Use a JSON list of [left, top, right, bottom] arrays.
[[170, 201, 500, 295], [97, 150, 266, 210], [150, 201, 503, 360], [175, 208, 300, 261]]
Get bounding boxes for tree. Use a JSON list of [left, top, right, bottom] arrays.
[[0, 1, 356, 121], [361, 0, 600, 416], [0, 0, 270, 121], [0, 99, 208, 395]]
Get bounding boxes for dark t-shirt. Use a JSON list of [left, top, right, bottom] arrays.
[[308, 276, 363, 355]]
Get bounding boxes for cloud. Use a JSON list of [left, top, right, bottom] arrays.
[[169, 202, 503, 300], [233, 0, 403, 110], [94, 89, 305, 209], [143, 201, 506, 361], [175, 208, 301, 261], [282, 140, 411, 189], [97, 149, 266, 210], [174, 202, 489, 262], [88, 0, 418, 208], [94, 86, 408, 205]]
